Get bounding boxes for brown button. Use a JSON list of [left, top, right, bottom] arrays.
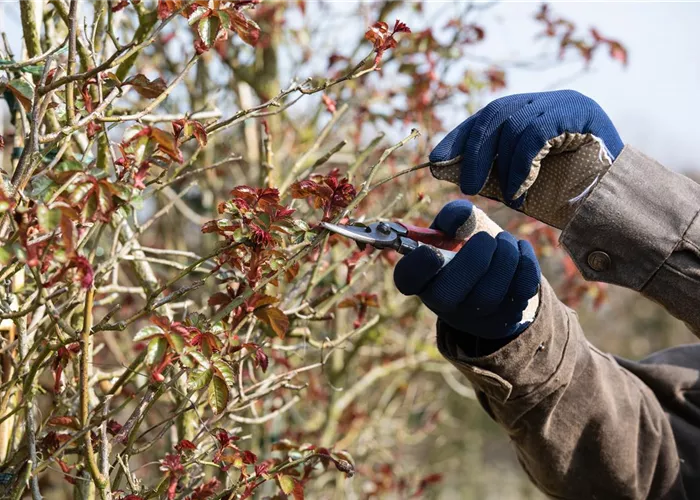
[[587, 250, 611, 272]]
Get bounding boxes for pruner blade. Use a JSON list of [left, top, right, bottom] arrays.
[[320, 220, 462, 268]]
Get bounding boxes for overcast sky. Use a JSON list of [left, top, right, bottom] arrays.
[[1, 1, 699, 171]]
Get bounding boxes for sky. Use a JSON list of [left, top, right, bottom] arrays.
[[474, 1, 700, 171], [1, 1, 699, 171]]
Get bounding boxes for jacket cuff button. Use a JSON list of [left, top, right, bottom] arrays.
[[587, 250, 611, 272]]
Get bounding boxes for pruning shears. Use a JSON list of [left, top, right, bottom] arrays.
[[320, 220, 464, 268]]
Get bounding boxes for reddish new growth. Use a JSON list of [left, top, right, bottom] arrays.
[[202, 186, 298, 332], [159, 454, 185, 500], [116, 125, 184, 189], [290, 169, 357, 221], [535, 4, 627, 66], [365, 19, 411, 67], [338, 292, 379, 328]]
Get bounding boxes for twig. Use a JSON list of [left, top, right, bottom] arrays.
[[343, 128, 421, 215], [279, 103, 349, 194], [0, 37, 67, 71], [39, 87, 122, 144], [66, 0, 79, 125], [99, 55, 199, 122], [370, 160, 431, 190], [229, 396, 301, 424], [319, 352, 429, 446], [16, 316, 41, 500], [79, 287, 110, 498], [11, 56, 55, 192], [347, 132, 385, 179]]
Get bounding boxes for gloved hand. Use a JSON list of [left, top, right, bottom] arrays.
[[429, 90, 623, 228], [394, 200, 541, 340]]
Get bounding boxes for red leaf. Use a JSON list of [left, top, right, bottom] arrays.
[[242, 450, 257, 464], [412, 473, 443, 497], [157, 0, 179, 20], [186, 478, 221, 500], [48, 416, 80, 430], [254, 306, 288, 339], [111, 0, 129, 12], [56, 458, 76, 484], [485, 67, 506, 91], [364, 19, 410, 67], [124, 74, 168, 99], [72, 255, 94, 289], [106, 420, 123, 435], [255, 346, 269, 372], [321, 94, 337, 114], [160, 453, 184, 475], [608, 41, 628, 66], [228, 9, 261, 46], [365, 21, 390, 49], [393, 19, 411, 34], [176, 439, 197, 452], [255, 462, 270, 477]]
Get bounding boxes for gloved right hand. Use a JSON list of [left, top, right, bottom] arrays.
[[393, 200, 541, 340]]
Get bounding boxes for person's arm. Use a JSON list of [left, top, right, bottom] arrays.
[[561, 145, 700, 336], [436, 279, 687, 499]]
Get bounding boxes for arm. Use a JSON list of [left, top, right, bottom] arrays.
[[561, 146, 700, 335], [437, 279, 686, 499], [394, 199, 688, 498], [429, 91, 700, 336]]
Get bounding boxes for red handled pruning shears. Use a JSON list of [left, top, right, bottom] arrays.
[[320, 220, 464, 268]]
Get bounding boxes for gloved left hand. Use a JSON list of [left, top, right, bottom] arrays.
[[429, 90, 624, 229], [393, 200, 541, 340]]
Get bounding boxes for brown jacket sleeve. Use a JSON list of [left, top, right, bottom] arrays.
[[437, 146, 700, 499], [560, 145, 700, 335]]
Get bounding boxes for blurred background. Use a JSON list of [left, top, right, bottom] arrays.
[[0, 1, 698, 499]]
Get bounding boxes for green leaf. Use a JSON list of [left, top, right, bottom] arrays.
[[278, 475, 295, 495], [187, 367, 213, 391], [212, 359, 236, 388], [145, 337, 167, 366], [166, 332, 187, 353], [0, 246, 13, 265], [218, 11, 231, 31], [27, 175, 58, 201], [7, 78, 35, 111], [68, 182, 93, 206], [56, 160, 84, 172], [134, 326, 165, 344], [188, 350, 210, 369], [37, 205, 62, 232], [188, 6, 209, 25], [198, 15, 221, 49], [207, 375, 229, 414]]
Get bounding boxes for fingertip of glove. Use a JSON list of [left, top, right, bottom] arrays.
[[393, 245, 444, 296], [432, 200, 475, 235]]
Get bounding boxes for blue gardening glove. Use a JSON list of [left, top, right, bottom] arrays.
[[394, 200, 541, 340], [429, 90, 624, 229]]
